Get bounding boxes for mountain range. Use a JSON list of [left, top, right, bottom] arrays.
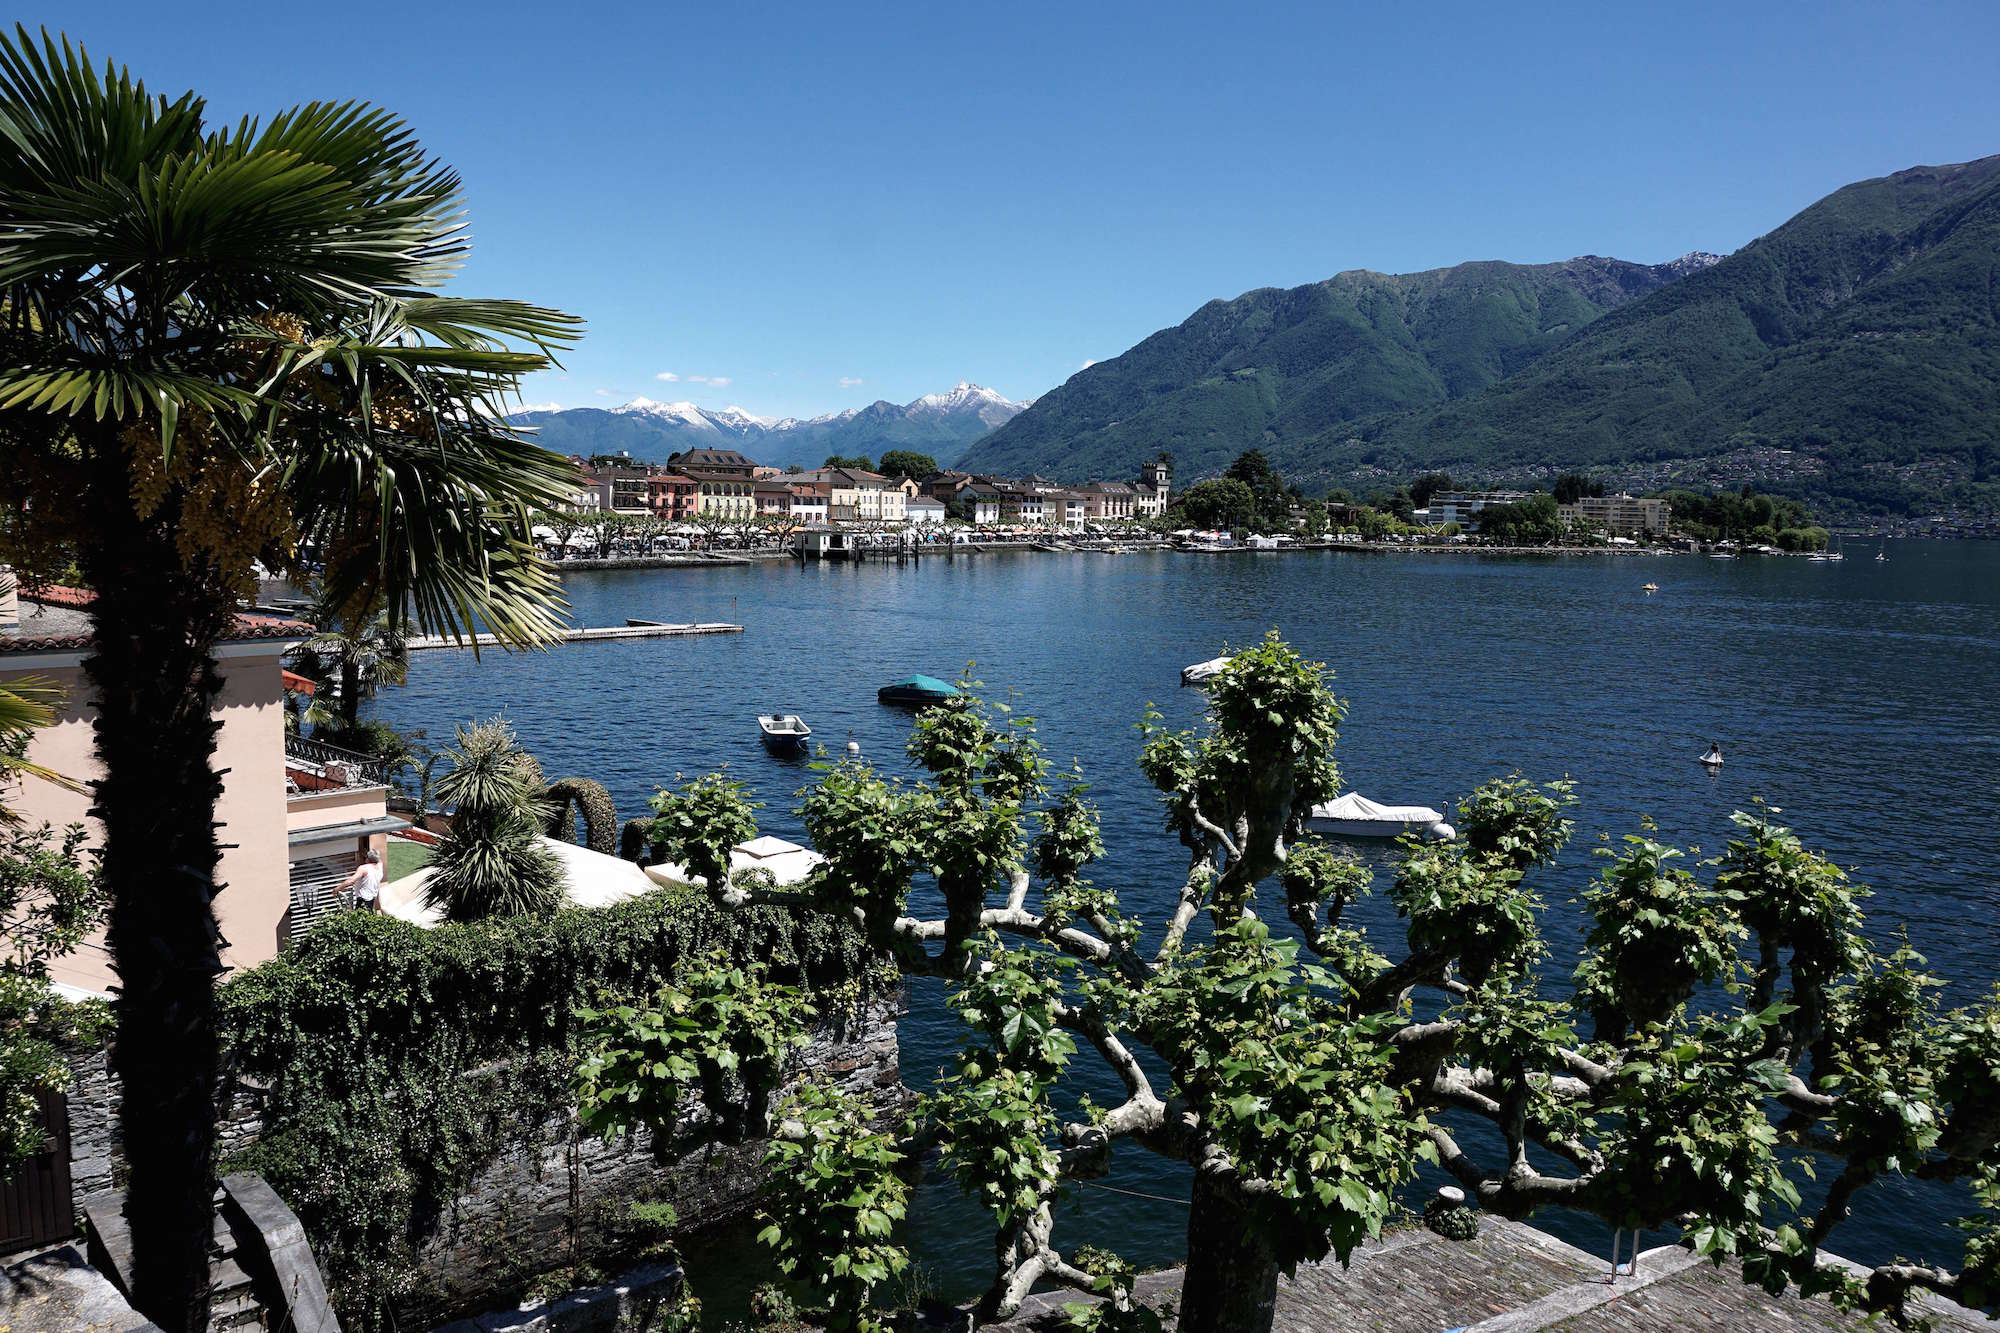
[[513, 381, 1026, 471], [960, 154, 2000, 519]]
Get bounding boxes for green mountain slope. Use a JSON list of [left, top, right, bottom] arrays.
[[1357, 155, 2000, 514], [959, 256, 1703, 481], [966, 155, 2000, 518]]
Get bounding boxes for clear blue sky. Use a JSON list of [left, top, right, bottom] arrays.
[[52, 0, 2000, 419]]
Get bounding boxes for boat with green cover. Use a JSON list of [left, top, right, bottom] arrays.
[[877, 673, 960, 707]]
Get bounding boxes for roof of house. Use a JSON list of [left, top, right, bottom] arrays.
[[906, 496, 947, 509], [665, 447, 757, 470], [2, 588, 313, 656]]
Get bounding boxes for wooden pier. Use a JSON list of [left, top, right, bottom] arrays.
[[405, 622, 743, 651]]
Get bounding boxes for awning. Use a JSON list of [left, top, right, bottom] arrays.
[[280, 669, 316, 696], [288, 814, 410, 850]]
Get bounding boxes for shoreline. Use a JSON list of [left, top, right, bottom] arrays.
[[546, 540, 1695, 574]]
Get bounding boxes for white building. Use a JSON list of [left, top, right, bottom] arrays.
[[1559, 493, 1667, 536], [1136, 460, 1171, 519], [905, 496, 948, 526], [1430, 491, 1533, 531]]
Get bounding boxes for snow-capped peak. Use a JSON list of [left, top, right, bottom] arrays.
[[614, 397, 718, 429], [712, 405, 778, 429], [908, 381, 1019, 414]]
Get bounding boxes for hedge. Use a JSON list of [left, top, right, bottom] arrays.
[[215, 886, 888, 1329]]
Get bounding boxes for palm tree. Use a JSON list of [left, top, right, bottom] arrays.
[[422, 719, 564, 921], [287, 583, 410, 738], [0, 676, 78, 821], [0, 30, 580, 1330]]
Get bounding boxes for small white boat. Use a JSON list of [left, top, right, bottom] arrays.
[[1305, 793, 1454, 841], [1181, 656, 1232, 688], [1699, 747, 1725, 768], [758, 713, 812, 753]]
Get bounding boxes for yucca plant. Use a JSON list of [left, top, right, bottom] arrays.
[[423, 719, 564, 922], [0, 28, 580, 1329]]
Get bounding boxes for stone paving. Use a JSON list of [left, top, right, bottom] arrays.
[[973, 1218, 1990, 1333], [0, 1243, 158, 1333]]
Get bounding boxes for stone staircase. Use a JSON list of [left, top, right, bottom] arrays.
[[81, 1174, 339, 1333]]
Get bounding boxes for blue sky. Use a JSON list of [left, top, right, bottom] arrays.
[[53, 0, 2000, 419]]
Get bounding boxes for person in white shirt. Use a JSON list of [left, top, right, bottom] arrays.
[[336, 849, 385, 913]]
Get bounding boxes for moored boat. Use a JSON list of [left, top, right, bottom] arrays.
[[758, 713, 812, 753], [1180, 655, 1232, 687], [1305, 792, 1454, 841], [878, 674, 960, 707]]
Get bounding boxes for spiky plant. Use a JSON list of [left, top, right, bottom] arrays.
[[423, 720, 564, 922]]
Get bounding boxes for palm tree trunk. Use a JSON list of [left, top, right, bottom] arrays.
[[340, 658, 361, 731], [79, 495, 236, 1333], [1177, 1171, 1282, 1333]]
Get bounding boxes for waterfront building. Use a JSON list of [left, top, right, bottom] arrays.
[[963, 482, 1004, 526], [787, 480, 830, 525], [1049, 491, 1089, 529], [666, 447, 760, 520], [754, 479, 795, 518], [906, 496, 948, 526], [1430, 490, 1534, 531], [1559, 493, 1668, 536], [646, 471, 697, 521], [1137, 459, 1171, 518], [923, 470, 973, 505], [998, 485, 1046, 526], [0, 585, 406, 995], [1082, 481, 1138, 521]]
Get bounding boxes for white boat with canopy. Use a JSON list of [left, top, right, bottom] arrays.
[[1305, 792, 1454, 841]]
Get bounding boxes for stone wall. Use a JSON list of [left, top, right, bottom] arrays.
[[411, 992, 902, 1320], [60, 990, 902, 1326], [62, 1040, 269, 1220]]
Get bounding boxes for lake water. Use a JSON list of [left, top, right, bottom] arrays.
[[369, 539, 2000, 1298]]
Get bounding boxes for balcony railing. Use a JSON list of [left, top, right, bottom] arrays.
[[285, 734, 391, 791]]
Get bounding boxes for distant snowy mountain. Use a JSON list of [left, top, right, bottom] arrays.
[[513, 382, 1028, 470]]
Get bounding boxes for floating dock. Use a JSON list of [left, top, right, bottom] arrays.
[[405, 622, 743, 651]]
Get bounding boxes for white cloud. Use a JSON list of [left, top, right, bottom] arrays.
[[655, 371, 680, 382], [657, 372, 734, 387], [1079, 359, 1097, 371], [838, 376, 864, 388], [516, 401, 563, 413], [593, 387, 613, 398]]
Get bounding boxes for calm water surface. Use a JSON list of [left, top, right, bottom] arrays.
[[369, 540, 2000, 1298]]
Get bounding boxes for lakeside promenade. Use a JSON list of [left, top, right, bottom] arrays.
[[544, 538, 1687, 575]]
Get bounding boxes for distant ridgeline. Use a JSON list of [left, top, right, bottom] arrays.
[[959, 155, 2000, 521]]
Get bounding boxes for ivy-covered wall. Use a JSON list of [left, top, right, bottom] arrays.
[[211, 888, 898, 1331]]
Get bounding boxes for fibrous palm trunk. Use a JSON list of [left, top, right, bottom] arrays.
[[80, 472, 235, 1333], [1177, 1171, 1282, 1333]]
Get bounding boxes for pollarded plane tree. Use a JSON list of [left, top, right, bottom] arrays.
[[582, 633, 1999, 1333]]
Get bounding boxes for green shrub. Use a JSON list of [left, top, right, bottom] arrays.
[[217, 887, 887, 1330]]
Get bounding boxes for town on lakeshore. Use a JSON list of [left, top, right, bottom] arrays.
[[553, 445, 1831, 558], [3, 12, 1997, 1333]]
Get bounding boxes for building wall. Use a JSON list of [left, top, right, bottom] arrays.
[[2, 647, 296, 994]]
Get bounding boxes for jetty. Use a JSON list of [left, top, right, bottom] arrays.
[[405, 622, 742, 651]]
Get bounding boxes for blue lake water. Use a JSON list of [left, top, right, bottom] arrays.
[[369, 539, 2000, 1298]]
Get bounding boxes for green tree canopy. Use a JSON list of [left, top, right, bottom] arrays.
[[585, 636, 2000, 1333], [1177, 478, 1257, 531], [875, 449, 939, 480], [823, 453, 875, 471]]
